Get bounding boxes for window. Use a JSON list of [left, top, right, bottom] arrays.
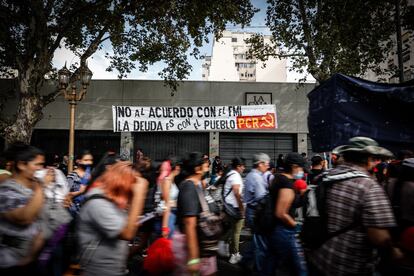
[[232, 37, 237, 43], [202, 74, 205, 77], [402, 48, 410, 63], [404, 70, 413, 81], [241, 73, 244, 77], [387, 59, 394, 69], [402, 32, 410, 45]]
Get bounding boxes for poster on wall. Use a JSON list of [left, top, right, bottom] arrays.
[[112, 105, 277, 132]]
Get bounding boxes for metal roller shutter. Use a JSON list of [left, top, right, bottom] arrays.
[[134, 132, 209, 163], [219, 133, 296, 168], [31, 129, 121, 163]]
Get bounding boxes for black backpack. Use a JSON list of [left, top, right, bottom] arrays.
[[253, 193, 275, 234], [301, 170, 370, 249]]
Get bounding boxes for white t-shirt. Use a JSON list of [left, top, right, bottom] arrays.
[[223, 170, 244, 208]]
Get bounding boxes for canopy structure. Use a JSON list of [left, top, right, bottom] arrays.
[[307, 74, 414, 153]]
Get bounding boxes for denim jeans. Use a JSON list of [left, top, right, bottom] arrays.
[[153, 208, 177, 239], [267, 224, 308, 276], [241, 207, 272, 275]]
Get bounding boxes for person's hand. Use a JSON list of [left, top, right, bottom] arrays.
[[391, 247, 404, 262], [43, 168, 55, 186], [161, 227, 170, 238], [63, 194, 73, 208], [293, 223, 302, 233], [187, 263, 201, 274]]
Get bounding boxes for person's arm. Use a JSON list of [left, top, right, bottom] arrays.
[[367, 228, 403, 260], [232, 184, 244, 214], [275, 188, 296, 227], [161, 177, 172, 237], [69, 184, 87, 197], [367, 228, 393, 247], [184, 216, 201, 273], [254, 174, 267, 201], [119, 177, 148, 240], [3, 182, 44, 225]]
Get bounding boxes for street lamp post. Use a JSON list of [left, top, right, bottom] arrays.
[[58, 62, 93, 173]]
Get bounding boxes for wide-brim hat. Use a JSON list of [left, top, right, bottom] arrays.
[[336, 137, 393, 157]]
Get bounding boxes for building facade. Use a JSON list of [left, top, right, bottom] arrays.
[[11, 80, 315, 167], [202, 31, 287, 82]]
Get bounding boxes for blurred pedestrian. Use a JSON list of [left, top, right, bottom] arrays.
[[266, 153, 308, 275], [159, 157, 181, 239], [222, 157, 246, 264], [0, 143, 47, 274], [240, 153, 270, 274], [173, 152, 220, 276], [66, 150, 93, 217], [78, 161, 148, 276], [263, 161, 276, 187], [309, 137, 400, 275], [0, 155, 12, 183], [136, 148, 144, 163]]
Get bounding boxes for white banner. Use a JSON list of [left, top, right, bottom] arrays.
[[112, 105, 277, 132]]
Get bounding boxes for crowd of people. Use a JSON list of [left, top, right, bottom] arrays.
[[0, 136, 413, 276]]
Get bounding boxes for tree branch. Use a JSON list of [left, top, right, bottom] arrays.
[[297, 0, 321, 80], [79, 27, 108, 66], [99, 36, 111, 45], [41, 88, 62, 106]]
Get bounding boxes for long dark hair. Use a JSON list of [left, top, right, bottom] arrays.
[[175, 152, 205, 185], [5, 142, 44, 173]]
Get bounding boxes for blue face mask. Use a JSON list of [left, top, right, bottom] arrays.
[[293, 171, 304, 179]]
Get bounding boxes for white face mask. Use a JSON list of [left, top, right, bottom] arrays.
[[33, 169, 46, 179]]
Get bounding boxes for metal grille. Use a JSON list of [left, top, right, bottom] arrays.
[[219, 133, 296, 168], [134, 132, 209, 163]]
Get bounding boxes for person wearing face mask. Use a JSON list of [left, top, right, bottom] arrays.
[[0, 143, 48, 274], [66, 150, 93, 217], [265, 153, 308, 275]]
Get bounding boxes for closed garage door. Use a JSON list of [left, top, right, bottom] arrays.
[[31, 129, 121, 164], [134, 132, 209, 163], [219, 133, 296, 168]]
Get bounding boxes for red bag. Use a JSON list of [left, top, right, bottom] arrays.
[[143, 237, 175, 275]]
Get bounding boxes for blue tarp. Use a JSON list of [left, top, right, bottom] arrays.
[[307, 73, 414, 153]]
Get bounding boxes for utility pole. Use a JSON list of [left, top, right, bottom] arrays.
[[396, 0, 404, 82]]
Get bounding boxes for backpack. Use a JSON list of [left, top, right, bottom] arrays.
[[221, 172, 244, 219], [253, 193, 274, 234], [301, 170, 370, 249]]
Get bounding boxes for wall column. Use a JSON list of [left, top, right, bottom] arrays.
[[209, 131, 219, 158], [120, 132, 134, 161], [297, 133, 308, 154]]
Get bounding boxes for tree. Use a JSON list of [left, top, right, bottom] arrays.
[[246, 0, 397, 83], [0, 0, 257, 144]]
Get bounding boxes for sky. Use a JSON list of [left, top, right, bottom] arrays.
[[53, 0, 314, 83]]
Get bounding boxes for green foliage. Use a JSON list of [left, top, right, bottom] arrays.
[[0, 0, 257, 142], [0, 0, 257, 92], [247, 0, 397, 82]]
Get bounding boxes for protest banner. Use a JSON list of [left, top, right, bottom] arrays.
[[112, 105, 277, 132]]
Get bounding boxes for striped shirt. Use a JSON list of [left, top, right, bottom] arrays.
[[310, 164, 396, 275]]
